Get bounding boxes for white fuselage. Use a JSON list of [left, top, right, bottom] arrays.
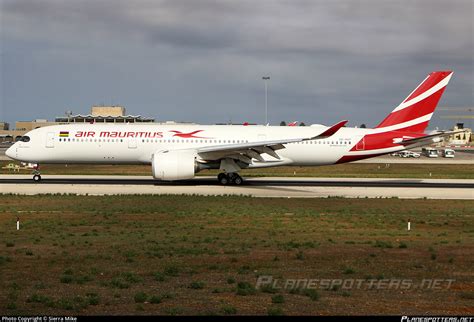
[[7, 123, 394, 168]]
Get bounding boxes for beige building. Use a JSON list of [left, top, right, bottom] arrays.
[[1, 119, 61, 142], [55, 105, 154, 124], [447, 123, 472, 146], [15, 119, 60, 131], [0, 105, 154, 142], [91, 106, 126, 117]]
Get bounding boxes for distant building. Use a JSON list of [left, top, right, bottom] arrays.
[[0, 120, 53, 142], [55, 105, 154, 124], [0, 105, 155, 142], [15, 119, 59, 131], [91, 106, 126, 117], [447, 123, 472, 146], [0, 122, 9, 130]]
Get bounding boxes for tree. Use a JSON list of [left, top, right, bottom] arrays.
[[360, 124, 366, 128], [299, 122, 306, 126], [280, 121, 286, 126]]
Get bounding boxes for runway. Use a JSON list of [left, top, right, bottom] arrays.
[[1, 175, 473, 199]]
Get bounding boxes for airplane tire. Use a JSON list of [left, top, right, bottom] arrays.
[[33, 174, 41, 182], [233, 175, 243, 185], [218, 173, 229, 185]]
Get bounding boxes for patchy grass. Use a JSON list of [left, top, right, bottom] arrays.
[[134, 292, 148, 304], [267, 306, 285, 316], [272, 294, 285, 304], [0, 195, 472, 315], [189, 281, 205, 290], [302, 289, 320, 301], [149, 295, 162, 304], [221, 305, 237, 315], [236, 282, 257, 296]]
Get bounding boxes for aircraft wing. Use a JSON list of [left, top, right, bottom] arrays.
[[197, 120, 347, 163], [397, 129, 465, 146]]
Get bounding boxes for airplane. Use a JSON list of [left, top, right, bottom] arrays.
[[6, 71, 464, 185]]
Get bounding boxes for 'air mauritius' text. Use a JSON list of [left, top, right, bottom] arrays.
[[75, 131, 164, 138]]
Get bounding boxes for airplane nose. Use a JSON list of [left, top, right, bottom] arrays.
[[5, 145, 14, 159]]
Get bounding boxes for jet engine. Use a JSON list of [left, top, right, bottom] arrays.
[[152, 150, 197, 181]]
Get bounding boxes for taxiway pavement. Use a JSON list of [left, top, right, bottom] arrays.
[[1, 175, 472, 199]]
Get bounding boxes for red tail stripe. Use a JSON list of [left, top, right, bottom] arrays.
[[376, 86, 446, 128], [392, 121, 430, 133], [403, 71, 451, 102]]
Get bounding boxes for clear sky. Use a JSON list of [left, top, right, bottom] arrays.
[[1, 0, 473, 129]]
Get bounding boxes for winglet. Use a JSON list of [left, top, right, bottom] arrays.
[[311, 120, 348, 139]]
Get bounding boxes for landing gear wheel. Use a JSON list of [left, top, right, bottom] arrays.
[[233, 175, 243, 185], [218, 173, 229, 185], [32, 167, 41, 182]]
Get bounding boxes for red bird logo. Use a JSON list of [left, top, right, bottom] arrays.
[[169, 130, 211, 139]]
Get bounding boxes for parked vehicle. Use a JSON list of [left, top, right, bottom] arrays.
[[397, 150, 420, 158], [441, 148, 455, 158], [20, 162, 39, 169], [406, 151, 420, 158], [422, 147, 439, 158]]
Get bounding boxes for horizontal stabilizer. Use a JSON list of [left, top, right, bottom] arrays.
[[398, 130, 465, 146]]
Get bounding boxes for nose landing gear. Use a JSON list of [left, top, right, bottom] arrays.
[[32, 165, 41, 182], [217, 173, 243, 185]]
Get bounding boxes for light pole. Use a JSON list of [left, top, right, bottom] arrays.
[[262, 76, 270, 125]]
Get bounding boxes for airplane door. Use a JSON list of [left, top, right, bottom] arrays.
[[128, 138, 137, 149], [45, 132, 55, 148], [355, 137, 365, 150]]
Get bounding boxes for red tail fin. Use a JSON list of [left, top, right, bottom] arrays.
[[375, 71, 453, 133]]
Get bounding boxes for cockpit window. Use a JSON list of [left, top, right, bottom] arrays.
[[20, 136, 30, 142]]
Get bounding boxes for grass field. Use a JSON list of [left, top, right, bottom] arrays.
[[1, 161, 474, 179], [0, 195, 473, 315]]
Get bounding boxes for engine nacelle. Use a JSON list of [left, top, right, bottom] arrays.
[[152, 150, 197, 181]]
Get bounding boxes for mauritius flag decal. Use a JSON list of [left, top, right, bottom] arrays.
[[59, 131, 69, 138]]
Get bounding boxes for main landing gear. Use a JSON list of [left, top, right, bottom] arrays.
[[32, 166, 41, 182], [218, 173, 243, 185]]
